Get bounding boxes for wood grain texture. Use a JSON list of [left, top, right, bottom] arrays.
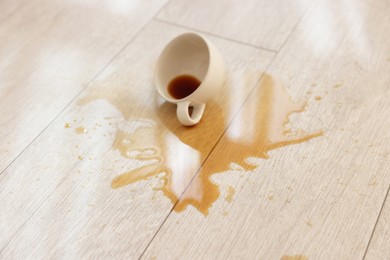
[[365, 187, 390, 260], [143, 0, 390, 258], [157, 0, 312, 51], [0, 0, 28, 22], [0, 21, 274, 259], [0, 0, 167, 173], [1, 0, 390, 259]]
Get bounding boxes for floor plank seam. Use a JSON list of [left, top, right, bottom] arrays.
[[0, 159, 82, 254], [136, 61, 280, 257], [3, 1, 389, 258], [362, 184, 390, 260], [276, 0, 315, 53], [153, 0, 173, 19], [137, 205, 176, 260], [0, 12, 162, 178], [153, 17, 278, 53]]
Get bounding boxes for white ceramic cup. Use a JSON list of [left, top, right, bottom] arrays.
[[155, 32, 226, 126]]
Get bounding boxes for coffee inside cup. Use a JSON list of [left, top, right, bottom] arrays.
[[167, 74, 201, 100], [155, 32, 226, 126]]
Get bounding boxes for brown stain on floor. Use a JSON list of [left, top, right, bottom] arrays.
[[78, 73, 322, 215], [225, 186, 236, 203], [281, 255, 308, 260], [75, 127, 88, 134]]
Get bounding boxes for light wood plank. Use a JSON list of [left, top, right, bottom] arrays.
[[143, 0, 390, 258], [365, 187, 390, 260], [0, 21, 275, 258], [157, 0, 312, 51], [0, 0, 167, 173], [0, 0, 28, 22]]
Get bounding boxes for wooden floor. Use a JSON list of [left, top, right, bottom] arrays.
[[1, 0, 390, 259]]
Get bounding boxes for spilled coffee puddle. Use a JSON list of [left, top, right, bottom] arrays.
[[77, 73, 322, 215]]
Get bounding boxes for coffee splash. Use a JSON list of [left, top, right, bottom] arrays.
[[77, 73, 322, 215], [168, 74, 322, 214]]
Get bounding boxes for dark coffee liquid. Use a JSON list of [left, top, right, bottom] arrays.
[[168, 75, 201, 99]]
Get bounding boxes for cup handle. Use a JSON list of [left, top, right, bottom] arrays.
[[177, 101, 205, 126]]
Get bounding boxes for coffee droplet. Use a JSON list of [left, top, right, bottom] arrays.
[[168, 75, 201, 99], [76, 127, 88, 134], [225, 186, 236, 203], [64, 122, 72, 128], [281, 255, 308, 260]]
